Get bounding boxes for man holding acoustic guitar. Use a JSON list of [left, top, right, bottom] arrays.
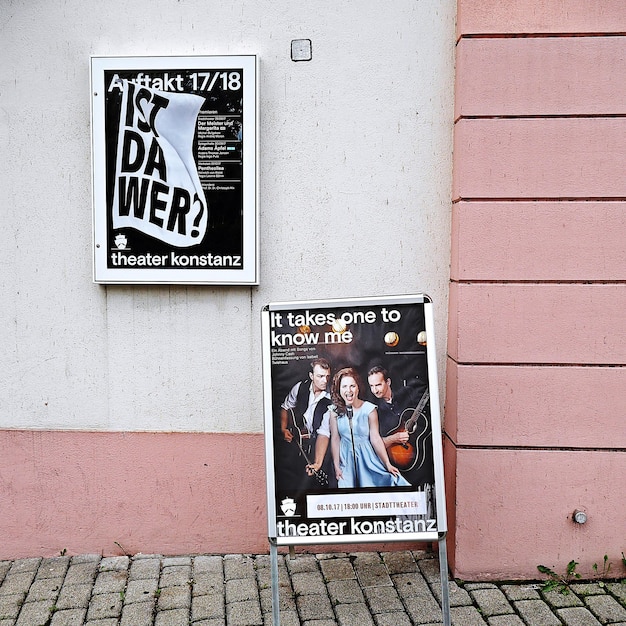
[[367, 366, 433, 488], [279, 358, 335, 490]]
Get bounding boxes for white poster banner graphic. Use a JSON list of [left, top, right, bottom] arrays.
[[112, 80, 208, 247], [306, 491, 427, 519]]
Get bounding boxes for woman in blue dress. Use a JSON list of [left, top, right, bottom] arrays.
[[328, 367, 410, 489]]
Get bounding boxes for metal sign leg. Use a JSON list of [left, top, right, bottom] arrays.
[[270, 541, 281, 626], [438, 534, 451, 626]]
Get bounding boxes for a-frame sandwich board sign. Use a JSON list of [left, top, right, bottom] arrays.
[[261, 294, 450, 626]]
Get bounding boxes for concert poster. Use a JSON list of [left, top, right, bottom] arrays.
[[90, 55, 258, 284], [261, 295, 447, 546]]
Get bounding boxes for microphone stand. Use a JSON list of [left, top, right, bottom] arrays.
[[346, 406, 360, 488]]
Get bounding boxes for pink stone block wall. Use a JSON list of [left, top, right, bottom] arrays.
[[448, 1, 626, 580]]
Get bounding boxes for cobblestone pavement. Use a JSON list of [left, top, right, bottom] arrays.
[[1, 550, 625, 625]]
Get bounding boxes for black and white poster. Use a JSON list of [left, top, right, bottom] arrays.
[[262, 295, 447, 546], [91, 55, 258, 284]]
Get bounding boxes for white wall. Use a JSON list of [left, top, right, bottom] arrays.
[[0, 0, 455, 433]]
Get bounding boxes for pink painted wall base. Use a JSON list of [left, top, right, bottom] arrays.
[[0, 430, 432, 560], [0, 430, 268, 559], [448, 446, 626, 581]]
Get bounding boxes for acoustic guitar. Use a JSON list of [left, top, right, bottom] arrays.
[[386, 389, 430, 471], [287, 408, 329, 487]]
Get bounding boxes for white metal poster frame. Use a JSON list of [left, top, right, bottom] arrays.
[[90, 54, 258, 285], [261, 294, 450, 626]]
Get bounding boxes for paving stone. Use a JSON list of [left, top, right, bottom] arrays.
[[55, 583, 92, 609], [0, 594, 24, 620], [450, 605, 488, 625], [319, 557, 356, 581], [418, 558, 443, 585], [263, 609, 300, 626], [500, 584, 541, 601], [99, 556, 129, 572], [120, 601, 155, 626], [607, 581, 626, 603], [259, 585, 296, 614], [49, 608, 87, 626], [64, 562, 99, 586], [191, 593, 224, 621], [193, 556, 223, 574], [556, 606, 602, 625], [465, 583, 499, 591], [0, 563, 11, 583], [226, 577, 259, 603], [124, 578, 159, 604], [317, 552, 350, 560], [255, 564, 290, 591], [363, 585, 405, 613], [70, 554, 100, 565], [162, 557, 191, 568], [36, 557, 70, 580], [192, 572, 224, 596], [0, 572, 37, 597], [129, 557, 162, 580], [352, 554, 392, 588], [291, 571, 327, 596], [84, 619, 119, 626], [9, 559, 42, 574], [469, 587, 515, 616], [541, 587, 584, 608], [585, 593, 626, 623], [224, 555, 256, 580], [86, 592, 123, 620], [133, 554, 163, 560], [382, 550, 419, 574], [404, 592, 444, 624], [514, 599, 562, 625], [15, 599, 53, 626], [285, 554, 318, 574], [394, 571, 433, 598], [335, 601, 376, 626], [225, 599, 263, 625], [253, 554, 273, 569], [431, 579, 473, 607], [160, 565, 191, 588], [374, 611, 413, 626], [154, 608, 189, 626], [296, 592, 335, 621], [156, 585, 191, 611], [327, 579, 366, 604], [570, 583, 607, 596], [487, 615, 526, 626], [93, 570, 127, 594], [25, 576, 63, 602], [351, 553, 384, 567]]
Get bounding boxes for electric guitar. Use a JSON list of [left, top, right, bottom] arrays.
[[386, 389, 430, 471], [287, 409, 329, 487]]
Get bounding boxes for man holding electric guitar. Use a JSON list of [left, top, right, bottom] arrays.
[[367, 366, 434, 488], [278, 358, 336, 491]]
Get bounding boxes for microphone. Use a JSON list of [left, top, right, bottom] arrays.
[[346, 406, 353, 419]]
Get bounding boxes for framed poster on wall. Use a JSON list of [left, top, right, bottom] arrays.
[[261, 294, 447, 546], [90, 55, 258, 284]]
